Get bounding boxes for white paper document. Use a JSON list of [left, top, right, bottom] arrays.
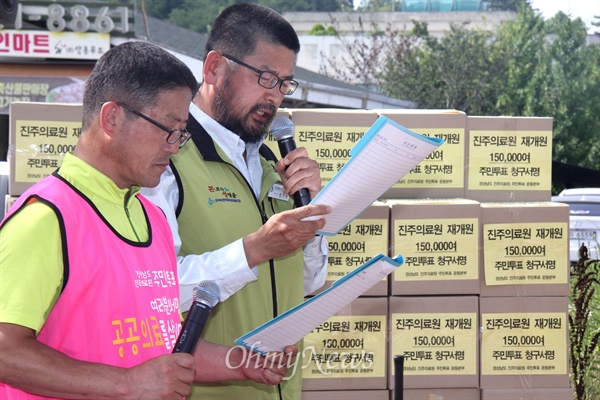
[[235, 254, 403, 354], [308, 116, 444, 236]]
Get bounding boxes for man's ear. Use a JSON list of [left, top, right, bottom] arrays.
[[203, 51, 225, 85], [99, 101, 119, 137]]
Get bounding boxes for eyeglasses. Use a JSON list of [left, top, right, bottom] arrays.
[[220, 53, 299, 96], [116, 102, 191, 148]]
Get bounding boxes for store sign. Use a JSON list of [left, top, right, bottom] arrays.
[[15, 1, 135, 35], [0, 29, 109, 59], [0, 75, 87, 114]]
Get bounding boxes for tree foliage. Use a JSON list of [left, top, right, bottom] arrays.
[[540, 14, 600, 171], [378, 6, 600, 170], [308, 23, 339, 35], [382, 22, 503, 115], [143, 0, 345, 33], [261, 0, 343, 12], [317, 16, 424, 91], [142, 0, 232, 33], [486, 0, 530, 12]]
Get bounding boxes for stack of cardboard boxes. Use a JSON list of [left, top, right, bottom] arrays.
[[5, 103, 575, 399], [264, 109, 573, 400]]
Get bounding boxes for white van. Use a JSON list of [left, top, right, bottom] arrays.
[[552, 188, 600, 262]]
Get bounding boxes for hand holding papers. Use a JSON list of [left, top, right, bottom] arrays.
[[235, 254, 403, 354], [308, 116, 444, 236], [235, 117, 438, 354]]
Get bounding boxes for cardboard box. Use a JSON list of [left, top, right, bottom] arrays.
[[389, 199, 480, 295], [480, 388, 574, 400], [479, 297, 570, 389], [465, 116, 553, 202], [479, 202, 570, 297], [301, 297, 388, 391], [9, 102, 82, 196], [264, 109, 379, 188], [310, 202, 390, 296], [373, 109, 467, 200], [302, 390, 389, 400], [389, 296, 479, 389], [395, 388, 480, 400]]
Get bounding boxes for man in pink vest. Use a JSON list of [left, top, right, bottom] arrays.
[[0, 41, 296, 399]]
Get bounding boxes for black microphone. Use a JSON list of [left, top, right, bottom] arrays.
[[172, 280, 221, 354], [270, 116, 312, 208]]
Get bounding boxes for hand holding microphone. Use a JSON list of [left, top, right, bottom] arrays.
[[173, 280, 221, 354], [270, 116, 313, 208]]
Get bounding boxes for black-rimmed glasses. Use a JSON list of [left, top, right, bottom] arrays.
[[116, 102, 191, 148], [220, 53, 299, 96]]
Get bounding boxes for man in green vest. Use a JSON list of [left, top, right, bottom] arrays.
[[142, 3, 331, 400]]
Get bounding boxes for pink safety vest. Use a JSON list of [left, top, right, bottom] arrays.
[[0, 174, 181, 399]]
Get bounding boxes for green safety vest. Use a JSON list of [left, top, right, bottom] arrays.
[[172, 116, 304, 400]]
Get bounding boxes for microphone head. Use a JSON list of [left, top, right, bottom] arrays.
[[193, 281, 221, 307], [270, 116, 295, 141]]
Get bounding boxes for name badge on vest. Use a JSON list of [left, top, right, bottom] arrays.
[[268, 183, 290, 201]]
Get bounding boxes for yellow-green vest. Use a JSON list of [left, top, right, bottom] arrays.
[[172, 116, 304, 400]]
